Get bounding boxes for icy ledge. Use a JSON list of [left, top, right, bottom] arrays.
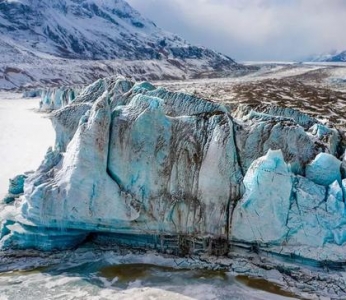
[[1, 76, 346, 263]]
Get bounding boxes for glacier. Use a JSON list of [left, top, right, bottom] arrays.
[[1, 76, 346, 262]]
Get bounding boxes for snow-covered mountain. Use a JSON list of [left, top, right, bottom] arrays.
[[306, 49, 346, 62], [0, 0, 246, 89], [326, 50, 346, 62]]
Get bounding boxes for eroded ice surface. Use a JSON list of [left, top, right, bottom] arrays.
[[1, 76, 346, 263]]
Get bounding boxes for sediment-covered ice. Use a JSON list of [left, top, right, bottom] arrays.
[[1, 76, 346, 262]]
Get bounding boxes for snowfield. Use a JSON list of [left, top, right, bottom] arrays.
[[0, 93, 54, 199]]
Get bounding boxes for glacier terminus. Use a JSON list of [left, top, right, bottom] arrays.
[[1, 77, 346, 267]]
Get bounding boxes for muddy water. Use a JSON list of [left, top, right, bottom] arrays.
[[0, 260, 298, 300], [98, 263, 297, 299], [236, 275, 298, 299], [99, 263, 228, 284]]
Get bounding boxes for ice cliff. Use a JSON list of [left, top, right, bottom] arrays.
[[1, 76, 346, 261]]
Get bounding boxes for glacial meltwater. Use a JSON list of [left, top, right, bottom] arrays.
[[0, 94, 298, 299], [0, 250, 297, 300]]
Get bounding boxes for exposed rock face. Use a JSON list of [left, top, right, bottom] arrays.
[[1, 76, 346, 260]]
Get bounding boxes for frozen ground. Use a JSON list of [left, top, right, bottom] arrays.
[[0, 93, 55, 199]]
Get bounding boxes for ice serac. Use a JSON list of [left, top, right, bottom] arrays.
[[3, 174, 27, 204], [232, 150, 346, 254], [305, 152, 342, 186], [231, 150, 292, 243], [40, 87, 79, 111], [1, 76, 346, 261]]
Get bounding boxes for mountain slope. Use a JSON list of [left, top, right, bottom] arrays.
[[0, 0, 247, 89], [326, 50, 346, 62], [306, 50, 346, 62]]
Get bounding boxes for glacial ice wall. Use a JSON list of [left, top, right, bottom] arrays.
[[1, 76, 346, 260]]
